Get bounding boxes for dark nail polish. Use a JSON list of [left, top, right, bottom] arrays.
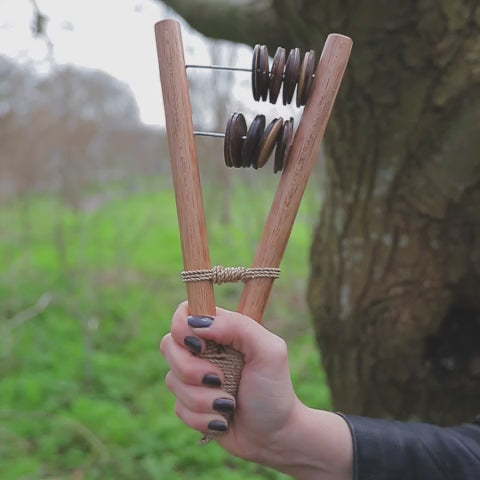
[[213, 398, 235, 413], [184, 336, 202, 355], [208, 420, 228, 432], [188, 315, 214, 328], [202, 374, 222, 387]]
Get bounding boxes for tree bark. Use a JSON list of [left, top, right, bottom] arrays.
[[307, 0, 480, 425], [160, 0, 480, 425]]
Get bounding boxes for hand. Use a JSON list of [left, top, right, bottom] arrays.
[[160, 302, 353, 480], [160, 301, 297, 460]]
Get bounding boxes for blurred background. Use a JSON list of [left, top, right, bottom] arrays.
[[0, 1, 326, 478]]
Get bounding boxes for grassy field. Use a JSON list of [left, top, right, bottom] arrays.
[[0, 172, 331, 479]]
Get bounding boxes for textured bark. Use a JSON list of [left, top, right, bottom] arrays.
[[161, 0, 480, 424], [307, 0, 480, 425]]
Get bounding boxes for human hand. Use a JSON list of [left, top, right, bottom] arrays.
[[160, 302, 299, 463], [160, 302, 353, 480]]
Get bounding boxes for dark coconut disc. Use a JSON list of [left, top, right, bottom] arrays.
[[224, 112, 247, 168], [283, 47, 300, 105], [297, 49, 316, 107], [258, 45, 270, 101], [251, 44, 261, 101], [269, 47, 286, 104], [274, 117, 294, 173], [241, 114, 265, 168], [256, 117, 284, 169]]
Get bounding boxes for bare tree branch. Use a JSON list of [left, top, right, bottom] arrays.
[[160, 0, 291, 50], [6, 293, 53, 330], [30, 0, 54, 61]]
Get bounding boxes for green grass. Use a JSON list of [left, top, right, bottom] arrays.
[[0, 173, 330, 479]]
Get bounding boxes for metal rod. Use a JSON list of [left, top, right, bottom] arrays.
[[194, 131, 225, 138], [185, 64, 251, 72], [194, 131, 248, 141], [185, 63, 315, 80]]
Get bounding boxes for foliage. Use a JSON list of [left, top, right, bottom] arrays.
[[0, 174, 330, 479]]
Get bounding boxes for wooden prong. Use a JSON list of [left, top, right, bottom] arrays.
[[155, 19, 216, 317], [238, 34, 353, 322]]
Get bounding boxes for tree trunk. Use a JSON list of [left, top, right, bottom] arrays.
[[161, 0, 480, 424], [307, 1, 480, 425]]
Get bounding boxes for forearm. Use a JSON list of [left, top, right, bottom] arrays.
[[260, 402, 354, 480], [163, 305, 480, 479]]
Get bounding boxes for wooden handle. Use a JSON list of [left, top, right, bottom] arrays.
[[238, 34, 353, 322], [155, 19, 216, 316]]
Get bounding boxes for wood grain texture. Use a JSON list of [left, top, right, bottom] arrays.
[[155, 20, 216, 316], [238, 33, 353, 322]]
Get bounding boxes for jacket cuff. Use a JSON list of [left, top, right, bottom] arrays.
[[338, 413, 480, 480]]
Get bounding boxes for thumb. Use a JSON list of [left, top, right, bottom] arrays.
[[189, 307, 287, 364]]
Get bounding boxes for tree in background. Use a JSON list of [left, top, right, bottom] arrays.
[[160, 0, 480, 424], [0, 56, 167, 204]]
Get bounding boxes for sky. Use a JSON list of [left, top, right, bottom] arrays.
[[0, 0, 296, 127], [0, 0, 247, 126]]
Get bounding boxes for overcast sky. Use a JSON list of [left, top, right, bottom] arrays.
[[0, 0, 239, 126], [0, 0, 296, 127]]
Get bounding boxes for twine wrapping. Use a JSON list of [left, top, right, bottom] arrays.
[[182, 265, 280, 285], [199, 341, 245, 445]]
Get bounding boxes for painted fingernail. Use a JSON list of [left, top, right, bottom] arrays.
[[187, 315, 213, 328], [208, 420, 228, 432], [213, 398, 235, 413], [202, 374, 222, 387], [184, 336, 202, 355]]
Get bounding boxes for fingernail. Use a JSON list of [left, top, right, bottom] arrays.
[[202, 374, 222, 387], [208, 420, 228, 432], [187, 315, 213, 328], [213, 398, 235, 413], [184, 336, 202, 355]]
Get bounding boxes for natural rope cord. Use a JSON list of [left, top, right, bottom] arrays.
[[181, 264, 279, 444], [182, 265, 281, 284], [199, 341, 245, 445]]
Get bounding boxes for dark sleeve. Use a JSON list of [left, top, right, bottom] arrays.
[[339, 414, 480, 480]]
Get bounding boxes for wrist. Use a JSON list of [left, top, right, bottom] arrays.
[[260, 401, 354, 480]]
